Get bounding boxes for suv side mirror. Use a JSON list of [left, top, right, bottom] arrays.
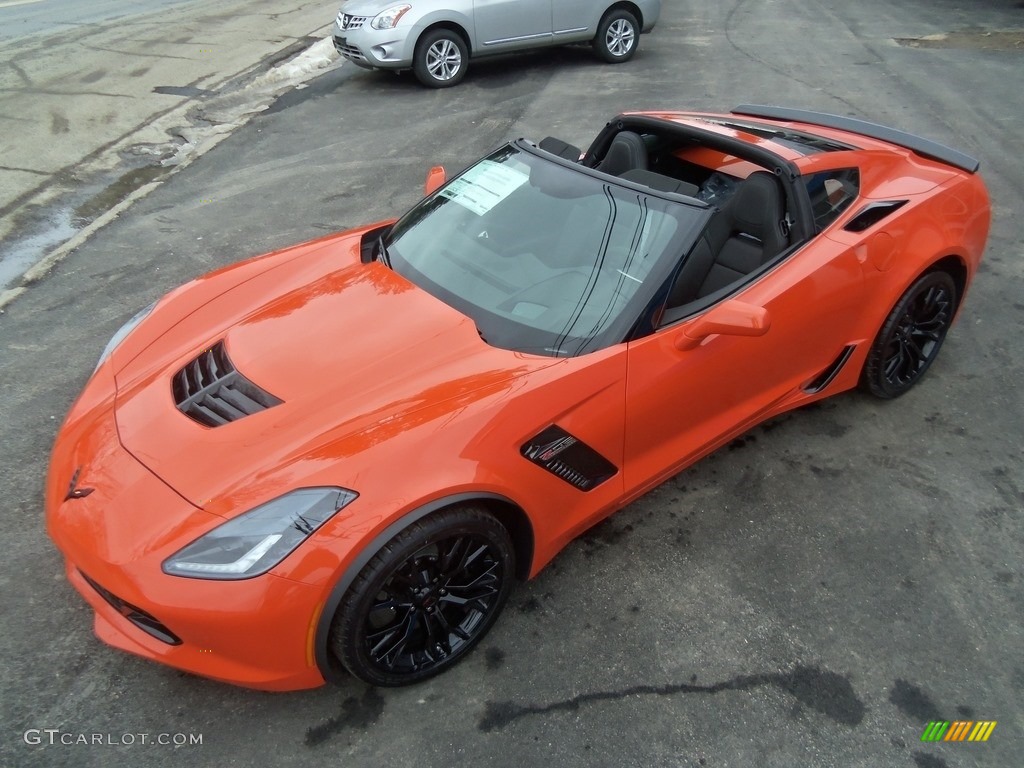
[[424, 166, 447, 195], [675, 300, 771, 351]]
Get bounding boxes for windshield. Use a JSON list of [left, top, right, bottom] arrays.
[[387, 143, 708, 356]]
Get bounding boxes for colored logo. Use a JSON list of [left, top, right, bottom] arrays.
[[921, 721, 997, 742]]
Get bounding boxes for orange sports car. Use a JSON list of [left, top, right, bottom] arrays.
[[46, 106, 990, 690]]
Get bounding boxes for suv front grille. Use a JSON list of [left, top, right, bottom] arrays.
[[337, 13, 367, 30], [335, 41, 366, 61], [172, 341, 282, 428]]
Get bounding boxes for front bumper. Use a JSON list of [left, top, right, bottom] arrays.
[[332, 17, 418, 70], [45, 362, 328, 691]]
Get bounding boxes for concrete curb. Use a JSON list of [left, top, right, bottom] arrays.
[[1, 34, 341, 314], [0, 287, 26, 312], [20, 181, 164, 286]]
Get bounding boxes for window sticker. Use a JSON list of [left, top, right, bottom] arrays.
[[440, 160, 529, 216]]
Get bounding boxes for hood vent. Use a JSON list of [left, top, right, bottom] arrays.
[[172, 341, 282, 427]]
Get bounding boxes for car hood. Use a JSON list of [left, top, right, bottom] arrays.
[[113, 246, 557, 510], [338, 0, 407, 17]]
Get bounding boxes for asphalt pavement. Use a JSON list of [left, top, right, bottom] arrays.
[[0, 0, 199, 42], [1, 1, 1022, 767], [0, 0, 333, 288]]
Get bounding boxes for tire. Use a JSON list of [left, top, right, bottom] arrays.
[[593, 9, 640, 63], [329, 506, 514, 686], [861, 270, 958, 399], [413, 29, 468, 88]]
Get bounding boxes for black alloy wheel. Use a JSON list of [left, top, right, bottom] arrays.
[[330, 506, 514, 686], [862, 270, 958, 399]]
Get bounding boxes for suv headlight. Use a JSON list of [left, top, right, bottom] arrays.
[[163, 487, 358, 580], [371, 4, 411, 29]]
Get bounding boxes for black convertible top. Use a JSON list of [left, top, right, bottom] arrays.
[[732, 104, 980, 174]]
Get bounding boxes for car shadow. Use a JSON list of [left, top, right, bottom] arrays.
[[345, 45, 617, 93]]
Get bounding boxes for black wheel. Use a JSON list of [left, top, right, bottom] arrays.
[[862, 270, 958, 399], [593, 9, 639, 63], [329, 506, 514, 686], [413, 29, 468, 88]]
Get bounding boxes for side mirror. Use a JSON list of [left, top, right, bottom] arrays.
[[675, 300, 771, 351], [424, 166, 447, 196]]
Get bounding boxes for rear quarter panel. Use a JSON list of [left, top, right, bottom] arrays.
[[561, 1, 661, 37], [825, 169, 991, 341]]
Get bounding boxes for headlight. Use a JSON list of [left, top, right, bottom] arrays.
[[163, 487, 358, 580], [371, 4, 411, 29], [94, 300, 157, 372]]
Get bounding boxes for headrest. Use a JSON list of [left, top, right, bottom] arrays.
[[598, 131, 648, 176], [539, 137, 583, 161], [730, 171, 784, 237]]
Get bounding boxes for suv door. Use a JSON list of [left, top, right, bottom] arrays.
[[553, 0, 601, 39], [473, 0, 553, 50]]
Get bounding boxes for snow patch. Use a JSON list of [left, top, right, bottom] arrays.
[[156, 37, 345, 168], [253, 37, 339, 88]]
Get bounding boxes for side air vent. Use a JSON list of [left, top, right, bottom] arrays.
[[803, 344, 857, 393], [521, 425, 617, 491], [80, 570, 181, 645], [843, 200, 908, 233], [173, 341, 282, 427]]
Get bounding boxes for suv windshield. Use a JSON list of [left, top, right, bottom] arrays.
[[387, 143, 708, 356]]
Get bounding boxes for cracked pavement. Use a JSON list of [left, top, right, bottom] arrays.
[[0, 0, 332, 284]]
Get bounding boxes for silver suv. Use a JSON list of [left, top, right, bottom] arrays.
[[332, 1, 662, 88]]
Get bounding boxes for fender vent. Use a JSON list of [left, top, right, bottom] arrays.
[[843, 200, 908, 233], [803, 344, 857, 393], [521, 426, 617, 491], [173, 342, 282, 427]]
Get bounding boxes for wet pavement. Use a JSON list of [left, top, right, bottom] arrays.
[[0, 0, 334, 290]]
